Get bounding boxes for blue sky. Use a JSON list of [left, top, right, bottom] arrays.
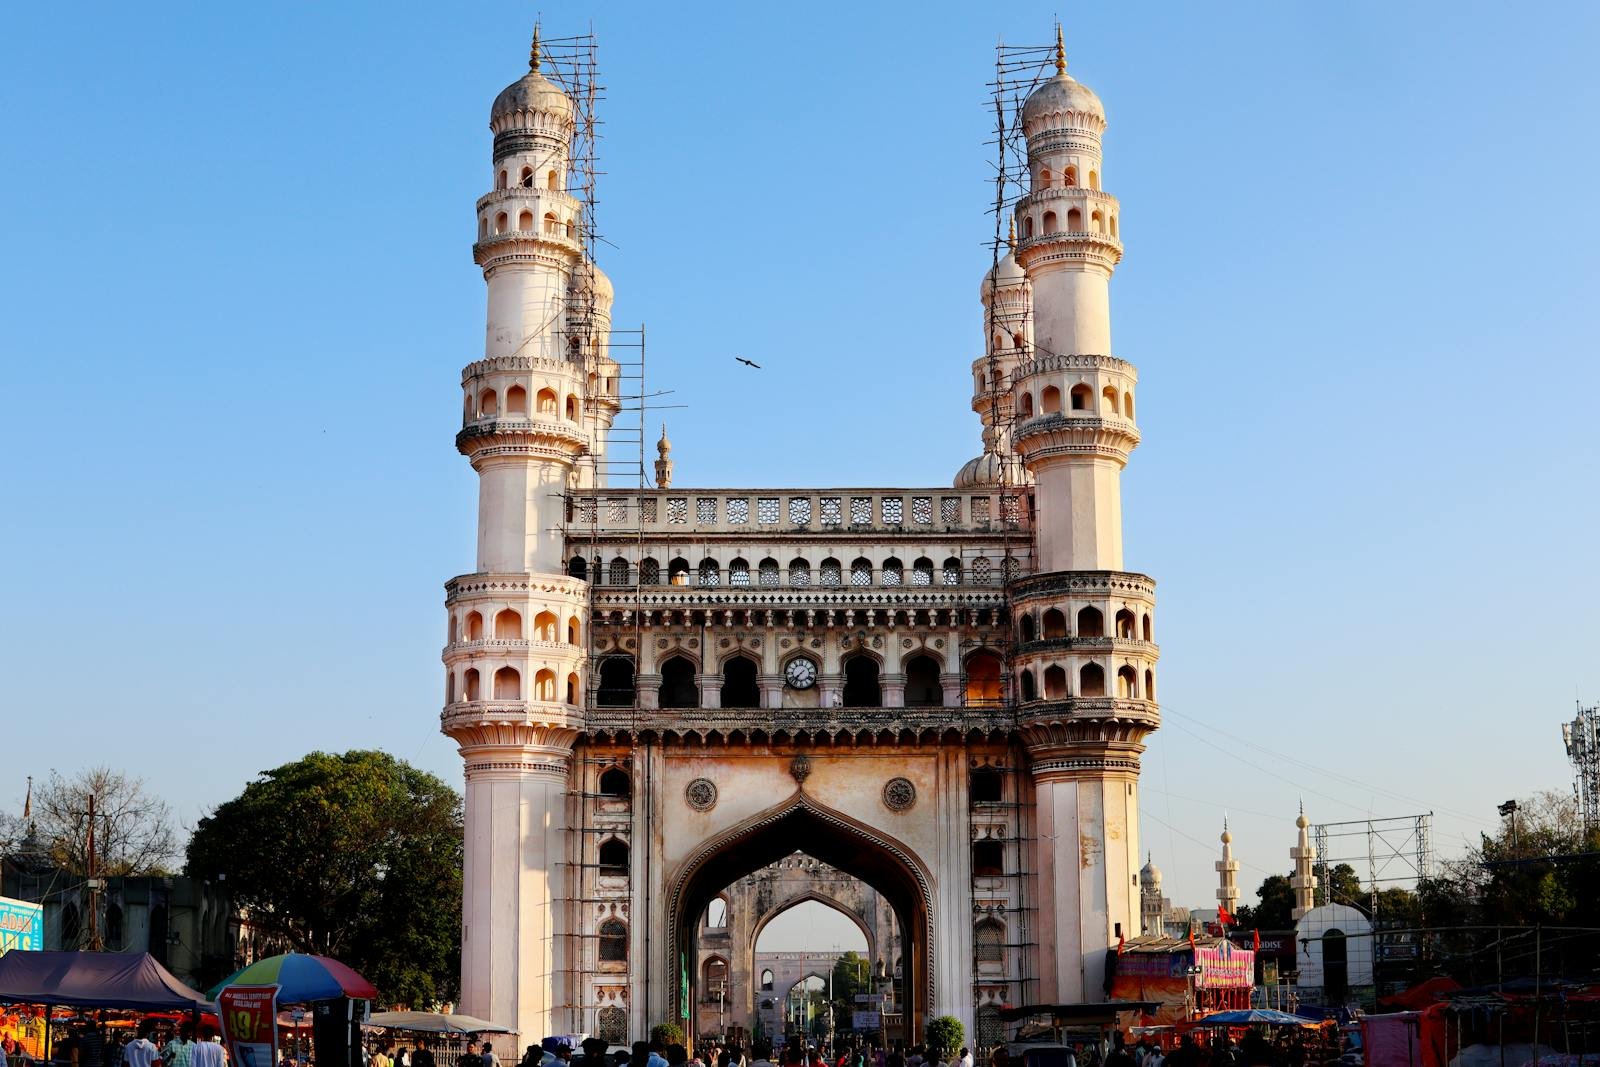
[[3, 2, 1599, 942]]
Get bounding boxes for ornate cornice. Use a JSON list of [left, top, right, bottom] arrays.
[[1014, 635, 1160, 660], [474, 232, 581, 272], [447, 572, 590, 599], [455, 419, 588, 464], [1015, 230, 1122, 274], [583, 707, 1016, 745], [1015, 413, 1140, 463], [1014, 352, 1137, 381], [1009, 569, 1155, 599], [461, 354, 586, 380], [441, 701, 582, 754]]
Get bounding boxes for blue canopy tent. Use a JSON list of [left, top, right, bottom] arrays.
[[1196, 1009, 1319, 1027], [0, 950, 214, 1060]]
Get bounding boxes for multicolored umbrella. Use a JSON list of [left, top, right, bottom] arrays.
[[207, 953, 377, 1003]]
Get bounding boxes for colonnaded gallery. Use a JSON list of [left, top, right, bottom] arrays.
[[439, 27, 1160, 1050]]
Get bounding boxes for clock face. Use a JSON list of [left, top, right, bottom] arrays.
[[784, 657, 818, 690]]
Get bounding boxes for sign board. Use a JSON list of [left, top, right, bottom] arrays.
[[854, 994, 885, 1004], [0, 897, 44, 955], [851, 1012, 881, 1031], [219, 984, 280, 1067]]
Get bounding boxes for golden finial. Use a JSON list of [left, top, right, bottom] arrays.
[[1054, 25, 1067, 75], [530, 24, 542, 72], [1007, 217, 1016, 251]]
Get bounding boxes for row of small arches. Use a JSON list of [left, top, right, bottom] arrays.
[[481, 210, 576, 239], [571, 555, 1003, 588], [1037, 164, 1100, 191], [1019, 207, 1118, 240], [449, 607, 581, 644], [1018, 605, 1151, 642], [449, 664, 581, 704], [1017, 662, 1152, 700], [1016, 382, 1132, 419], [468, 385, 582, 421], [496, 165, 562, 192]]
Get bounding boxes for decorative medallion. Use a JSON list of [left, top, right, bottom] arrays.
[[720, 637, 731, 648], [882, 777, 916, 812], [789, 754, 812, 785], [657, 638, 669, 649], [685, 778, 718, 812], [781, 639, 792, 648], [902, 638, 913, 648]]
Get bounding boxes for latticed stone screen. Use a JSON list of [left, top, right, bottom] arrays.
[[972, 498, 992, 525], [727, 498, 749, 524], [882, 497, 903, 524], [820, 497, 842, 525], [973, 556, 993, 584], [912, 496, 933, 524], [789, 497, 812, 524], [697, 498, 716, 523], [942, 496, 962, 523], [758, 497, 779, 524], [667, 498, 687, 524], [640, 498, 658, 523]]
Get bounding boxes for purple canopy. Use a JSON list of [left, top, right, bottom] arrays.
[[0, 951, 213, 1011]]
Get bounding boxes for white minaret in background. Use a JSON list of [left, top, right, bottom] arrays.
[[1291, 805, 1319, 920], [956, 221, 1034, 489], [1216, 822, 1240, 918], [1010, 27, 1159, 1003], [441, 29, 615, 1044]]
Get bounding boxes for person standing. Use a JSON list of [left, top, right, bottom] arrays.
[[125, 1028, 160, 1067], [482, 1044, 501, 1067], [189, 1031, 224, 1067]]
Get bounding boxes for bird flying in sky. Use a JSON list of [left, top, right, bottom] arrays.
[[735, 357, 761, 368]]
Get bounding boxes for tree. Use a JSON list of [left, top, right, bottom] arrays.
[[1323, 862, 1366, 909], [187, 750, 462, 1007], [650, 1022, 685, 1046], [8, 767, 178, 875], [830, 950, 872, 1030], [927, 1016, 964, 1062], [1235, 874, 1294, 930]]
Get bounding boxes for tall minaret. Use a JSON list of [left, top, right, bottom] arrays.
[[955, 220, 1034, 489], [441, 27, 602, 1044], [1011, 26, 1160, 1003], [1290, 805, 1319, 920], [1216, 823, 1240, 918]]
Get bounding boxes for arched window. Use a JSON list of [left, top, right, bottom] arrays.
[[659, 656, 699, 709], [974, 918, 1004, 967], [463, 667, 481, 701], [598, 837, 629, 877], [596, 1005, 627, 1043], [640, 557, 661, 585], [911, 557, 934, 586], [699, 558, 720, 586], [565, 394, 580, 421], [609, 556, 630, 586], [1142, 613, 1152, 641], [1019, 392, 1034, 417], [820, 557, 842, 587], [599, 766, 631, 798], [547, 170, 559, 190], [706, 897, 728, 928], [721, 656, 759, 708], [446, 672, 456, 704], [1041, 385, 1062, 414], [972, 556, 993, 585], [1064, 165, 1078, 186], [904, 654, 943, 707], [568, 616, 581, 644], [465, 611, 484, 640], [1042, 211, 1059, 234], [1124, 388, 1133, 417], [1117, 665, 1138, 698], [478, 388, 498, 417], [497, 169, 508, 190], [598, 657, 636, 707], [1044, 665, 1067, 699], [1067, 207, 1083, 232], [1079, 662, 1106, 697], [703, 956, 729, 999], [1077, 606, 1104, 637], [448, 614, 460, 644], [543, 211, 559, 235], [760, 969, 775, 991], [494, 608, 522, 639], [1116, 609, 1136, 638], [478, 216, 489, 239], [965, 650, 1003, 707], [1070, 383, 1092, 411], [728, 558, 751, 586], [1110, 215, 1119, 238], [536, 387, 558, 414], [668, 557, 690, 585], [789, 557, 811, 586], [1324, 929, 1349, 1000], [1039, 167, 1052, 188], [758, 557, 780, 587], [1042, 608, 1066, 638], [495, 211, 508, 234], [882, 557, 903, 586], [970, 767, 1003, 803], [850, 558, 873, 587], [1023, 215, 1035, 239], [493, 666, 521, 700], [598, 919, 628, 962], [842, 654, 881, 707], [105, 902, 124, 950], [942, 557, 962, 586], [1091, 210, 1104, 233], [1088, 169, 1100, 191], [568, 555, 588, 580], [533, 668, 556, 701], [1103, 385, 1120, 415], [519, 166, 534, 187], [1020, 614, 1037, 642], [518, 210, 534, 232], [977, 1005, 1004, 1051], [566, 671, 580, 704], [973, 840, 1004, 877], [504, 384, 527, 414], [534, 610, 558, 641], [1145, 669, 1155, 700]]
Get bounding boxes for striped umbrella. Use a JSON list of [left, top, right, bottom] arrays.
[[207, 953, 377, 1003]]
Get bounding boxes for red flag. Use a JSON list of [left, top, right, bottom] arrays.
[[1217, 903, 1235, 927], [1188, 928, 1196, 951], [1252, 929, 1260, 952], [1117, 930, 1126, 956]]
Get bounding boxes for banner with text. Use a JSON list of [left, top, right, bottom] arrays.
[[0, 897, 44, 955], [219, 984, 280, 1067]]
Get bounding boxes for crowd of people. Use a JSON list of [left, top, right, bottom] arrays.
[[0, 1020, 232, 1067]]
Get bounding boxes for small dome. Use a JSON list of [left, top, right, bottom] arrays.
[[1022, 71, 1104, 126], [1140, 855, 1162, 885], [491, 69, 574, 126], [1221, 828, 1233, 845], [571, 261, 612, 303], [954, 451, 1027, 489], [980, 251, 1028, 300]]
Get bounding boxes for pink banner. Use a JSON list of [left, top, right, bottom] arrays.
[[1194, 943, 1254, 989]]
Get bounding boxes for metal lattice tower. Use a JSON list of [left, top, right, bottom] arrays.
[[1564, 702, 1600, 835], [1310, 814, 1432, 917]]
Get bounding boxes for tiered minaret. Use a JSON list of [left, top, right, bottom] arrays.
[[1216, 823, 1240, 918], [956, 220, 1034, 488], [441, 28, 609, 1044], [1139, 854, 1164, 936], [1290, 805, 1319, 920], [1009, 27, 1160, 1001]]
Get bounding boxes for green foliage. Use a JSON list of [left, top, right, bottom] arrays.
[[1324, 863, 1365, 909], [186, 750, 462, 1008], [651, 1022, 685, 1046], [1235, 874, 1294, 930], [927, 1016, 964, 1060]]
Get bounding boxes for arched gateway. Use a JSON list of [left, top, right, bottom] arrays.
[[441, 26, 1161, 1052]]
